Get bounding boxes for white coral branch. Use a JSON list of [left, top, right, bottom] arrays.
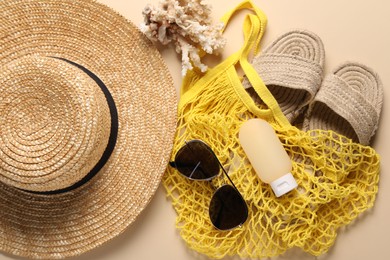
[[140, 0, 226, 76]]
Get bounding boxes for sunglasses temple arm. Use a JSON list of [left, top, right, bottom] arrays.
[[216, 159, 240, 192]]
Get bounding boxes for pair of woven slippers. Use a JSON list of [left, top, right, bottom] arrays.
[[243, 29, 384, 146]]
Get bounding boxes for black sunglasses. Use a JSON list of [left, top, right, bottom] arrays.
[[169, 140, 248, 230]]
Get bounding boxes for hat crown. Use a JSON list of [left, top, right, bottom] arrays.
[[0, 56, 111, 192]]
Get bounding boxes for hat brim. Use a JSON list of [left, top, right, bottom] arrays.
[[0, 0, 177, 258]]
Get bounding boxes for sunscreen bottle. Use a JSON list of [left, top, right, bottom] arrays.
[[239, 119, 297, 197]]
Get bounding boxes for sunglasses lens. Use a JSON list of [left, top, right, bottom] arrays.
[[209, 185, 248, 230], [174, 140, 220, 180]]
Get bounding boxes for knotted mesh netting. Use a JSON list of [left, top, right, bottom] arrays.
[[163, 67, 380, 259]]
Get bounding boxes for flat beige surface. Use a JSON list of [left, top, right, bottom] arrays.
[[1, 0, 389, 259]]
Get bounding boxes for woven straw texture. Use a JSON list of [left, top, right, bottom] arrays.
[[0, 56, 113, 192], [303, 62, 383, 145], [242, 29, 325, 123], [0, 0, 177, 259], [163, 1, 380, 258]]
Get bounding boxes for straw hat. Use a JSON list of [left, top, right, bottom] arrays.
[[0, 0, 177, 258]]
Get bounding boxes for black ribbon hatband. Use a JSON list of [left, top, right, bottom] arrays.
[[27, 57, 119, 195]]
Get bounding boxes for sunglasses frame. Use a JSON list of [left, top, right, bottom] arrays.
[[169, 139, 248, 230]]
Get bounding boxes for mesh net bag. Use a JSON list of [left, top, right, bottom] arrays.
[[163, 1, 380, 258]]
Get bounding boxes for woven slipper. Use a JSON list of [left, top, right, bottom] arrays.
[[243, 29, 325, 122], [303, 62, 384, 145]]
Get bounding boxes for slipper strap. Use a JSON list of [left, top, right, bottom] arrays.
[[252, 53, 323, 106], [314, 74, 379, 145]]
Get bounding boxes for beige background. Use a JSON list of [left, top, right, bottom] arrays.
[[2, 0, 389, 259]]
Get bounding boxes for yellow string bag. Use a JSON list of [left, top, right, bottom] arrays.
[[163, 0, 380, 258]]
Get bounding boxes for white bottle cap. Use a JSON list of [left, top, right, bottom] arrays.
[[270, 172, 298, 197]]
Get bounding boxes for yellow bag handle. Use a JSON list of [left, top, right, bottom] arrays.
[[180, 0, 290, 127], [166, 1, 381, 258], [239, 14, 290, 127], [179, 0, 263, 100], [223, 0, 290, 127], [220, 0, 265, 56]]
